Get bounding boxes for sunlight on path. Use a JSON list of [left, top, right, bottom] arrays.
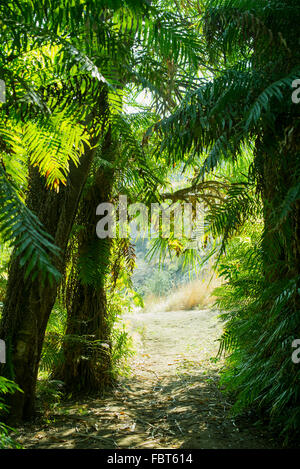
[[17, 308, 274, 449], [125, 308, 223, 375]]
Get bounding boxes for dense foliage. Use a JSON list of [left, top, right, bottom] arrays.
[[0, 0, 299, 448]]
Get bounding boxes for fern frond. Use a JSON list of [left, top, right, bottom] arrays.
[[0, 168, 61, 282]]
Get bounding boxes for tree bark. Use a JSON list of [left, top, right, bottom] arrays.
[[56, 130, 115, 393], [257, 125, 300, 283]]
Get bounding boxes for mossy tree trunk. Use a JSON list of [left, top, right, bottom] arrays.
[[57, 131, 115, 393], [257, 123, 300, 283], [256, 118, 300, 344]]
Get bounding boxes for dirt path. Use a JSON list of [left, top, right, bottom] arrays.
[[17, 309, 275, 449]]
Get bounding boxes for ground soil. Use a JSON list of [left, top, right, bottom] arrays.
[[16, 308, 276, 449]]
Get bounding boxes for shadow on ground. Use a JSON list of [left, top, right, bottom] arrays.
[[16, 309, 275, 449], [17, 367, 274, 449]]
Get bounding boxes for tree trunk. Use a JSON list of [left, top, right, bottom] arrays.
[[256, 120, 300, 331], [57, 131, 115, 393], [257, 125, 300, 282]]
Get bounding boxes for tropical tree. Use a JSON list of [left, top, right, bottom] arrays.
[[0, 0, 146, 422]]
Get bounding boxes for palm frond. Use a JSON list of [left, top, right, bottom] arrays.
[[0, 168, 60, 282]]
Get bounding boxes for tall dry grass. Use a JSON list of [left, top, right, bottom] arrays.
[[144, 276, 221, 313]]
